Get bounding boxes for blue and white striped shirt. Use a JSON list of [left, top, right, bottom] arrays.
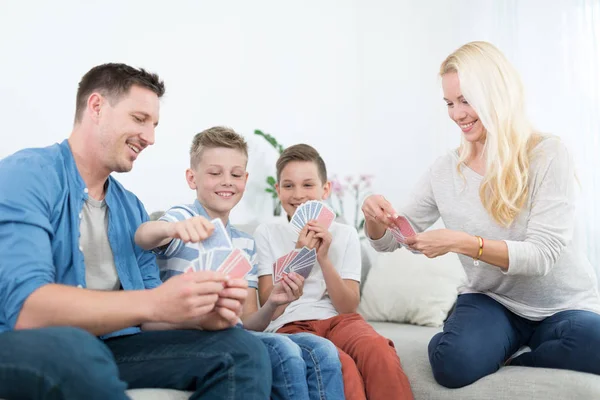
[[156, 200, 258, 289]]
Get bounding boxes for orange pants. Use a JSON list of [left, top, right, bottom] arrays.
[[277, 313, 413, 400]]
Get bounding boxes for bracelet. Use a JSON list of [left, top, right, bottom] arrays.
[[473, 236, 484, 266]]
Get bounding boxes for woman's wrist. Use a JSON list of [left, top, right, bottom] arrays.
[[454, 232, 480, 258]]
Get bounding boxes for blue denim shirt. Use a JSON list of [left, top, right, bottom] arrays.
[[0, 140, 162, 337]]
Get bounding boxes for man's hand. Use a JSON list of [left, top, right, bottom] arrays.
[[268, 272, 304, 307], [198, 279, 248, 331], [150, 270, 226, 324], [168, 216, 214, 243]]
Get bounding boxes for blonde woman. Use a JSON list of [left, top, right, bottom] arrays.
[[361, 41, 600, 388]]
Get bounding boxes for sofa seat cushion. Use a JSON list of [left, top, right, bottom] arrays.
[[370, 321, 600, 400]]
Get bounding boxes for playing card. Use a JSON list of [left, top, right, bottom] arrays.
[[388, 216, 422, 254], [209, 248, 234, 271], [218, 249, 253, 279], [311, 202, 322, 221], [273, 251, 295, 283], [393, 216, 416, 238], [315, 204, 335, 229], [285, 247, 316, 276], [201, 219, 233, 251], [184, 265, 195, 273], [290, 211, 305, 234]]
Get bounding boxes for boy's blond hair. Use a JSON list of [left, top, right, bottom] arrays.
[[190, 126, 248, 168], [276, 144, 327, 183]]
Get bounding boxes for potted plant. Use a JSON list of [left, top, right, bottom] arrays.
[[254, 129, 285, 216]]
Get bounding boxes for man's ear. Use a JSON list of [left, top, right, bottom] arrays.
[[87, 92, 104, 123], [186, 168, 197, 190], [321, 180, 332, 201]]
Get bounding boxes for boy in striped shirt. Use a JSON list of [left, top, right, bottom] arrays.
[[135, 127, 344, 400]]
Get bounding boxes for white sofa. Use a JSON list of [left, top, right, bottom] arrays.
[[125, 218, 600, 399], [127, 320, 600, 399]]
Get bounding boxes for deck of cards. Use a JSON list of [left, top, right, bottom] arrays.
[[290, 200, 336, 234], [388, 215, 422, 254], [273, 246, 317, 284], [185, 218, 253, 279]]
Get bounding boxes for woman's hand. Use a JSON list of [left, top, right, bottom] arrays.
[[405, 229, 466, 258]]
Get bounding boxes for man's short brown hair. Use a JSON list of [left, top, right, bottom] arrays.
[[190, 126, 249, 168], [75, 63, 165, 123], [276, 144, 328, 183]]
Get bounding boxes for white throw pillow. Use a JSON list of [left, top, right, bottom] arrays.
[[358, 249, 466, 327]]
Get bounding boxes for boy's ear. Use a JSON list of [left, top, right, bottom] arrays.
[[321, 180, 332, 201], [185, 168, 197, 190], [275, 182, 280, 197]]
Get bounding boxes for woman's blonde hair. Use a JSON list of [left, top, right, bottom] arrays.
[[440, 41, 541, 227]]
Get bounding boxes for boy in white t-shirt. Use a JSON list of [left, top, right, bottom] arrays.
[[254, 144, 414, 400]]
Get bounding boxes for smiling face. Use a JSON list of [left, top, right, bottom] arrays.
[[276, 161, 331, 219], [96, 85, 160, 173], [442, 72, 485, 144], [186, 146, 248, 220]]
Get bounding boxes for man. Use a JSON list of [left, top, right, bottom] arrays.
[[0, 63, 271, 399]]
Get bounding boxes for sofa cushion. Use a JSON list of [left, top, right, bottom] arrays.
[[371, 321, 600, 400], [358, 250, 465, 327]]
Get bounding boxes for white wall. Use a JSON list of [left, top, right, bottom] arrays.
[[1, 0, 598, 266]]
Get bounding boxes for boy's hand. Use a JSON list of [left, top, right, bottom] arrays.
[[198, 279, 248, 331], [267, 272, 304, 306], [308, 221, 332, 263], [151, 270, 226, 324], [296, 224, 320, 249], [168, 216, 214, 243]]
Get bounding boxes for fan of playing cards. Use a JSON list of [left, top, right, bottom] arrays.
[[185, 218, 254, 279], [388, 215, 421, 254], [273, 246, 317, 284], [289, 200, 336, 234]]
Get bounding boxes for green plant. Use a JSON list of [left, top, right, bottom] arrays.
[[254, 129, 285, 216]]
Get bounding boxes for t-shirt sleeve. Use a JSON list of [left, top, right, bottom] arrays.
[[153, 205, 195, 258], [339, 227, 362, 282], [504, 140, 576, 276], [254, 224, 275, 277], [0, 158, 57, 330], [244, 238, 259, 289]]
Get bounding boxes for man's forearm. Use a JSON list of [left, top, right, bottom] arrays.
[[16, 284, 155, 336], [135, 221, 172, 250]]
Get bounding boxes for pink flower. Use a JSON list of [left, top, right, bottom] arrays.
[[329, 177, 345, 197]]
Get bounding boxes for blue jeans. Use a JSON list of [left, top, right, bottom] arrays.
[[252, 331, 344, 400], [429, 293, 600, 388], [0, 327, 129, 400], [104, 327, 272, 400]]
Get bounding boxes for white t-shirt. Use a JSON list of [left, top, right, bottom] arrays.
[[255, 220, 362, 332]]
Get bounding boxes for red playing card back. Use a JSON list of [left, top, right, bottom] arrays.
[[393, 216, 416, 238]]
